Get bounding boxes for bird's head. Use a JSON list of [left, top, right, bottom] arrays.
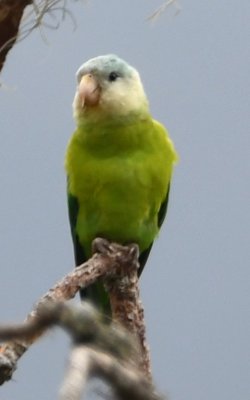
[[73, 54, 149, 124]]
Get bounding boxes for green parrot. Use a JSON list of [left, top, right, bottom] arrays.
[[65, 54, 177, 312]]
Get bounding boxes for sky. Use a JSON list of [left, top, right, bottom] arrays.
[[0, 0, 250, 399]]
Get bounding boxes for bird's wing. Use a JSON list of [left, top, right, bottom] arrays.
[[67, 178, 110, 312], [138, 183, 170, 276], [67, 183, 87, 266]]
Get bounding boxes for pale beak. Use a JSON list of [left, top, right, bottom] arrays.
[[78, 74, 101, 108]]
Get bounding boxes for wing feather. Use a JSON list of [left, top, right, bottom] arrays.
[[138, 184, 170, 276]]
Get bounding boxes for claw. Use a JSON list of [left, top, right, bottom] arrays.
[[92, 238, 111, 255]]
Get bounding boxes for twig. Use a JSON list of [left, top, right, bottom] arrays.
[[102, 242, 151, 379], [0, 0, 79, 73], [147, 0, 181, 22], [0, 0, 32, 72], [59, 346, 91, 400], [60, 346, 162, 400], [0, 240, 138, 383], [0, 239, 147, 384], [0, 301, 159, 400]]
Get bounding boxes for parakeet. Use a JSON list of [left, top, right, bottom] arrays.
[[65, 54, 177, 312]]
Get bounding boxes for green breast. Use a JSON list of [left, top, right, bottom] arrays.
[[65, 117, 176, 255]]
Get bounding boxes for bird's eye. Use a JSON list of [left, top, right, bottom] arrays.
[[108, 71, 119, 82]]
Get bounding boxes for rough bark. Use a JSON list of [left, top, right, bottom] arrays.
[[0, 240, 151, 384], [0, 302, 160, 400], [60, 346, 161, 400], [0, 0, 31, 72]]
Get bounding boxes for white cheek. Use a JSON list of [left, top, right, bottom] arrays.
[[72, 91, 79, 119], [101, 79, 147, 115], [72, 91, 79, 108]]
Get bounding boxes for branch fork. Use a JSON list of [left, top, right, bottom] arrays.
[[0, 238, 152, 385]]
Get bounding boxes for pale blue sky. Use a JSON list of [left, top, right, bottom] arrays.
[[0, 1, 250, 399]]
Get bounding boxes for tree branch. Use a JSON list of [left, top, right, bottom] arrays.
[[60, 346, 162, 400], [0, 239, 151, 384], [0, 0, 31, 72], [102, 241, 151, 378], [0, 302, 161, 400]]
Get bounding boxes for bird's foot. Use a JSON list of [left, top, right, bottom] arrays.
[[127, 243, 140, 264], [92, 237, 111, 255], [92, 238, 140, 271]]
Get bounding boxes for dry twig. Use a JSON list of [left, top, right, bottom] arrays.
[[0, 0, 79, 73], [0, 301, 160, 400], [103, 241, 151, 378], [148, 0, 181, 22], [0, 239, 151, 384], [60, 346, 161, 400], [0, 0, 32, 72]]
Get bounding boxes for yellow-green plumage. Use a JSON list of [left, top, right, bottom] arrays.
[[66, 117, 176, 255], [65, 54, 177, 311]]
